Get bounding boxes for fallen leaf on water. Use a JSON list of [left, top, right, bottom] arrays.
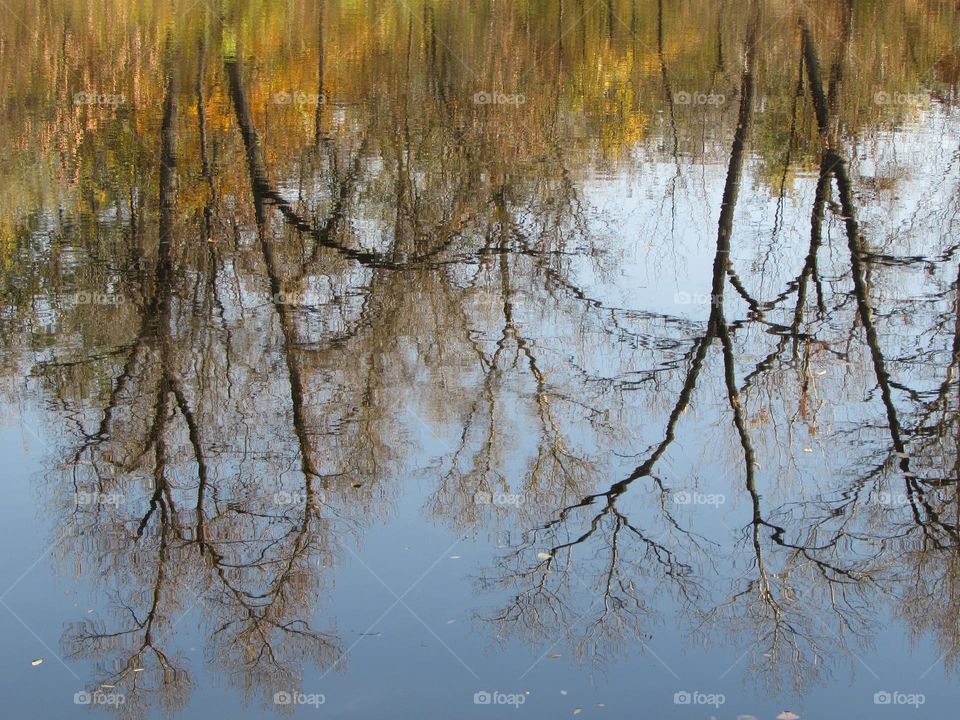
[[803, 448, 813, 453], [30, 659, 43, 666], [549, 653, 562, 659], [132, 668, 145, 672], [537, 551, 552, 560], [450, 555, 461, 560], [896, 452, 909, 459], [573, 710, 582, 715], [777, 713, 800, 720]]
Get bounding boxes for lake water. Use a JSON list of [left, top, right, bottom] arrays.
[[1, 0, 960, 717]]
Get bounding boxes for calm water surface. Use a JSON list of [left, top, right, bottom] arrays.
[[2, 0, 960, 717]]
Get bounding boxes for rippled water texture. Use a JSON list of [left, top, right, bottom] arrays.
[[2, 0, 960, 717]]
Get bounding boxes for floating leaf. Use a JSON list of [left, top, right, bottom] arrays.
[[777, 713, 800, 720], [537, 551, 552, 560], [30, 659, 43, 666]]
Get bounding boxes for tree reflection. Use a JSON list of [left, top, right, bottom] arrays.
[[0, 0, 959, 712]]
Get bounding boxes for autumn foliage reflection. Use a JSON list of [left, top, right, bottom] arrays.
[[0, 0, 959, 712]]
